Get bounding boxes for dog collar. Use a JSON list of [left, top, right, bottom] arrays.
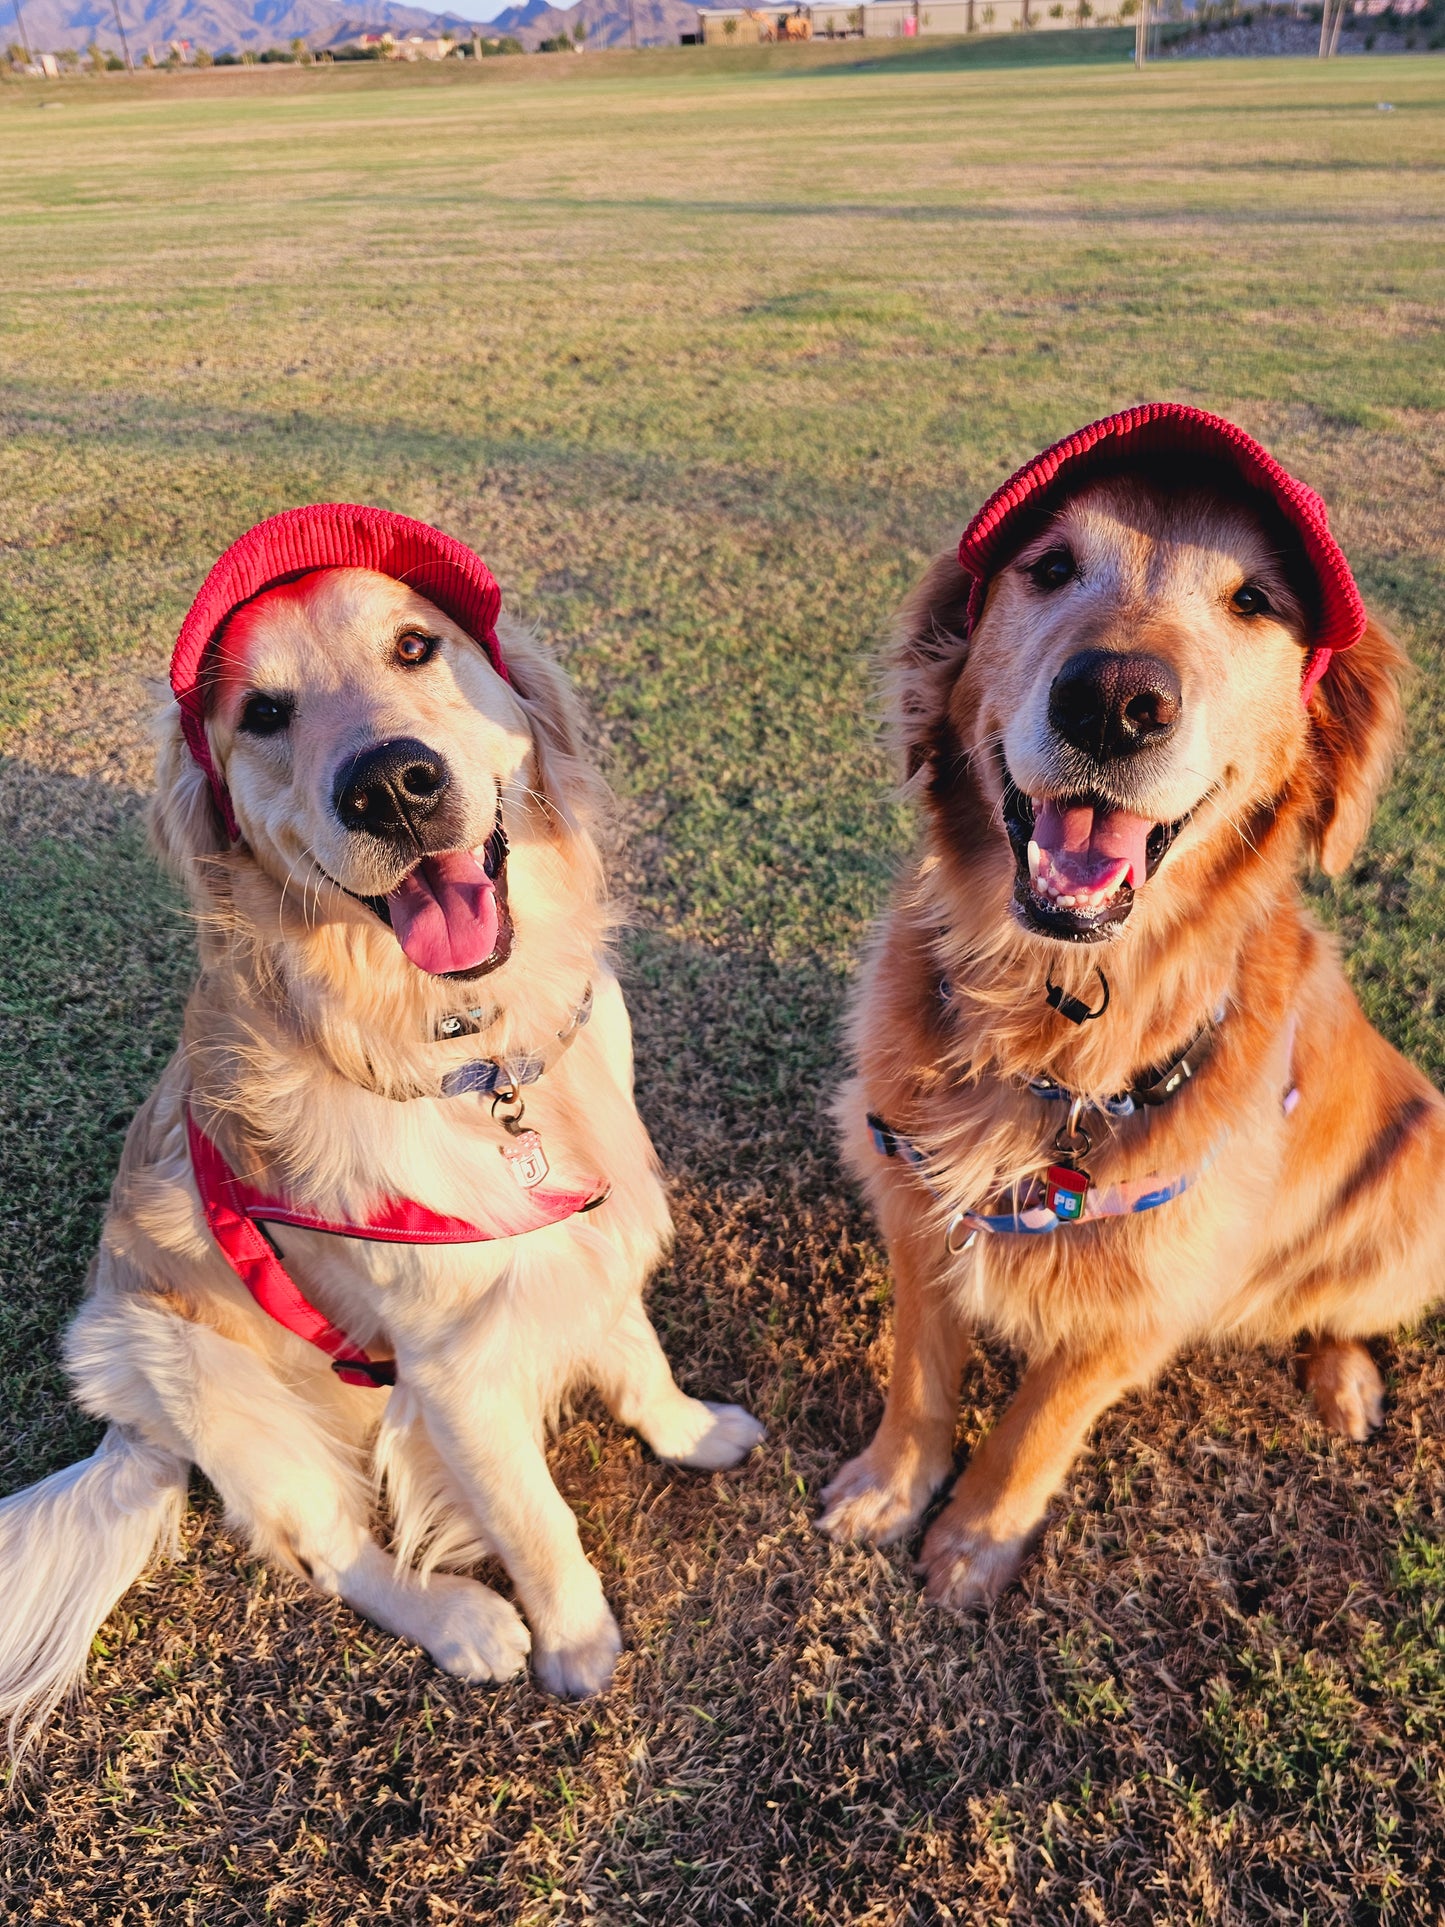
[[866, 1109, 1213, 1253], [433, 986, 594, 1102], [870, 1001, 1227, 1247], [939, 976, 1223, 1120], [1024, 1004, 1225, 1120], [869, 1005, 1298, 1251]]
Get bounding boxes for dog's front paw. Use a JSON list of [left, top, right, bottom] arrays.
[[918, 1511, 1031, 1610], [531, 1595, 623, 1698], [653, 1398, 767, 1472], [1297, 1338, 1384, 1441], [818, 1446, 948, 1547], [418, 1574, 532, 1683]]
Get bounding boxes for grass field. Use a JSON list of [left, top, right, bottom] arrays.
[[1, 43, 1444, 1925]]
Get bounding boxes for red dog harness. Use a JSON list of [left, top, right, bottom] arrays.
[[188, 1112, 608, 1387], [166, 508, 611, 1386]]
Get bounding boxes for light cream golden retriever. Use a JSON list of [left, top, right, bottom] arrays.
[[0, 506, 762, 1753], [819, 405, 1441, 1608]]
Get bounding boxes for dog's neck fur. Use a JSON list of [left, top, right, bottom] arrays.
[[180, 831, 608, 1193]]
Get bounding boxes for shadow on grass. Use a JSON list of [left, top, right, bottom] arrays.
[[0, 761, 189, 1487], [0, 379, 942, 545]]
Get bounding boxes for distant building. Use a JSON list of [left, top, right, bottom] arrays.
[[390, 32, 458, 56], [696, 0, 1132, 35]]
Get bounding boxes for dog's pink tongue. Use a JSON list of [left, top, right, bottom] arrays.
[[386, 851, 499, 975], [1034, 799, 1153, 894]]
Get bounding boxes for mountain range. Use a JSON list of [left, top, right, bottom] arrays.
[[1, 0, 697, 55], [486, 0, 698, 49]]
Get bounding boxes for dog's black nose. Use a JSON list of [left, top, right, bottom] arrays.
[[1047, 650, 1182, 762], [333, 738, 451, 837]]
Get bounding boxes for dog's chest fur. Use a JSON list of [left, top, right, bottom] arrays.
[[128, 969, 674, 1373]]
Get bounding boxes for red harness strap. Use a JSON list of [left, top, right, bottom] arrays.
[[186, 1111, 607, 1387]]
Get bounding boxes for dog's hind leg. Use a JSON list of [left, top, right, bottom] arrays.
[[593, 1297, 766, 1471], [75, 1300, 530, 1686], [1294, 1337, 1385, 1441]]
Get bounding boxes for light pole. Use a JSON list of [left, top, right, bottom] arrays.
[[1318, 0, 1345, 54], [11, 0, 34, 67], [109, 0, 134, 67], [1134, 0, 1148, 65]]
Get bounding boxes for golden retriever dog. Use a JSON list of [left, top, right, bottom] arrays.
[[0, 504, 762, 1753], [819, 404, 1440, 1608]]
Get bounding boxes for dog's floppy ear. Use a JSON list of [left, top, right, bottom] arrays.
[[497, 618, 608, 838], [148, 702, 232, 889], [1307, 613, 1407, 876], [889, 549, 974, 783]]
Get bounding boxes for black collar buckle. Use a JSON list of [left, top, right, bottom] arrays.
[[1045, 968, 1111, 1027]]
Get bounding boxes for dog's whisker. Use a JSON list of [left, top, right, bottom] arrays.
[[1225, 810, 1264, 860]]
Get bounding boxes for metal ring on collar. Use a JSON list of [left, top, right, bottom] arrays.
[[945, 1210, 978, 1256]]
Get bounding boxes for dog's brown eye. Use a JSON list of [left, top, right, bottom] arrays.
[[396, 633, 437, 666], [239, 693, 292, 737], [1026, 548, 1075, 593], [1231, 583, 1272, 618]]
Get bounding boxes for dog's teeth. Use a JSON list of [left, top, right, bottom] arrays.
[[1058, 894, 1076, 907], [1028, 840, 1041, 883]]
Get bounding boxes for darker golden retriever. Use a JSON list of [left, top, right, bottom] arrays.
[[820, 404, 1439, 1607]]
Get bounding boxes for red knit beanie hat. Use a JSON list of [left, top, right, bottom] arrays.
[[956, 403, 1366, 703], [170, 504, 506, 838]]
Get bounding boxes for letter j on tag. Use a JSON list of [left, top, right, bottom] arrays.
[[502, 1130, 550, 1190]]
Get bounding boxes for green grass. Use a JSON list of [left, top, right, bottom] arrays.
[[1, 47, 1443, 1926]]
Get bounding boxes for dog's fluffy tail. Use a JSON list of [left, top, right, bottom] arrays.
[[0, 1426, 188, 1760]]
